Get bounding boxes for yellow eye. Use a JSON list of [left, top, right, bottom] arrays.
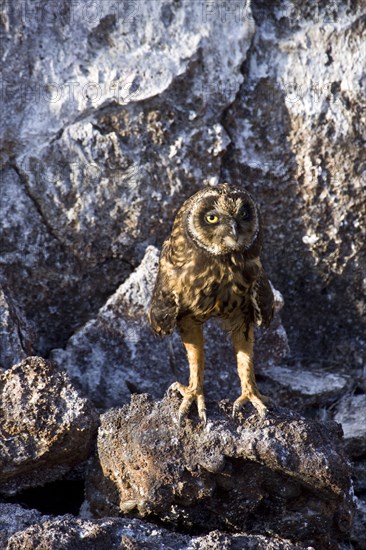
[[205, 214, 219, 224]]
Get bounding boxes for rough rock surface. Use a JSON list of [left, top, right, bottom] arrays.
[[0, 504, 305, 550], [0, 166, 133, 354], [351, 497, 366, 550], [0, 504, 44, 548], [257, 365, 353, 414], [334, 394, 366, 457], [0, 0, 364, 396], [0, 286, 34, 370], [51, 246, 288, 408], [0, 357, 98, 495], [86, 393, 353, 548]]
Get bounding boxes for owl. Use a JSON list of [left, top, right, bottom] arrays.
[[148, 183, 274, 424]]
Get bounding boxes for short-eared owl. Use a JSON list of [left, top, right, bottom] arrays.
[[148, 183, 274, 424]]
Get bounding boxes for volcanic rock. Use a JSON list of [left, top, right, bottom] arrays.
[[0, 357, 98, 495], [86, 393, 354, 548]]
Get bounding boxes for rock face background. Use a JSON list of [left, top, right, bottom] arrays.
[[0, 0, 365, 548]]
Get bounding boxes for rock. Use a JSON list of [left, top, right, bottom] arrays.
[[351, 458, 366, 494], [260, 365, 351, 410], [4, 514, 190, 550], [86, 393, 354, 548], [0, 167, 133, 355], [265, 366, 349, 397], [0, 0, 364, 398], [351, 497, 366, 550], [0, 503, 44, 548], [334, 394, 366, 457], [51, 246, 289, 409], [1, 1, 251, 151], [190, 532, 306, 550], [0, 505, 305, 550], [0, 285, 34, 370], [50, 246, 174, 408], [0, 357, 98, 495]]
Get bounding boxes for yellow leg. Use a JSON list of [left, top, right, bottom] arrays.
[[231, 324, 268, 417], [169, 319, 206, 425]]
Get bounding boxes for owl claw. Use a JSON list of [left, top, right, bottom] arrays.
[[178, 410, 185, 427], [167, 381, 181, 395], [168, 382, 206, 426], [178, 404, 206, 426], [232, 393, 268, 418], [177, 395, 193, 426], [197, 395, 207, 426]]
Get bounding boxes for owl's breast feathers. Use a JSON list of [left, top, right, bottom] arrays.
[[149, 228, 274, 336]]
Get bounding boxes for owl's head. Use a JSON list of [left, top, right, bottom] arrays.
[[183, 183, 261, 256]]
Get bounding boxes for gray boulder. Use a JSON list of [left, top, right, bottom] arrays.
[[0, 503, 306, 550]]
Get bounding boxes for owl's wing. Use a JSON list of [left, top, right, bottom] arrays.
[[252, 270, 274, 328], [148, 262, 179, 337]]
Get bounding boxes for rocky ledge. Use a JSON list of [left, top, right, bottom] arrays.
[[86, 393, 354, 549], [0, 358, 358, 549], [0, 504, 308, 550]]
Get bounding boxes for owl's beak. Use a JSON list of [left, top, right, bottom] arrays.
[[229, 221, 238, 240]]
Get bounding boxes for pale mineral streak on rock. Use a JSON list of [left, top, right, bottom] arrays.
[[1, 0, 253, 149], [86, 393, 354, 548], [0, 357, 98, 495], [266, 365, 350, 397]]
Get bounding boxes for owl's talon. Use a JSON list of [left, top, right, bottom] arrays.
[[232, 400, 242, 418], [232, 393, 268, 418], [200, 410, 207, 426], [167, 381, 181, 395], [178, 395, 194, 424], [169, 382, 206, 426], [178, 410, 186, 427], [197, 394, 207, 426]]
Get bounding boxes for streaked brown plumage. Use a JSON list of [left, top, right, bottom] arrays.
[[148, 183, 274, 424]]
